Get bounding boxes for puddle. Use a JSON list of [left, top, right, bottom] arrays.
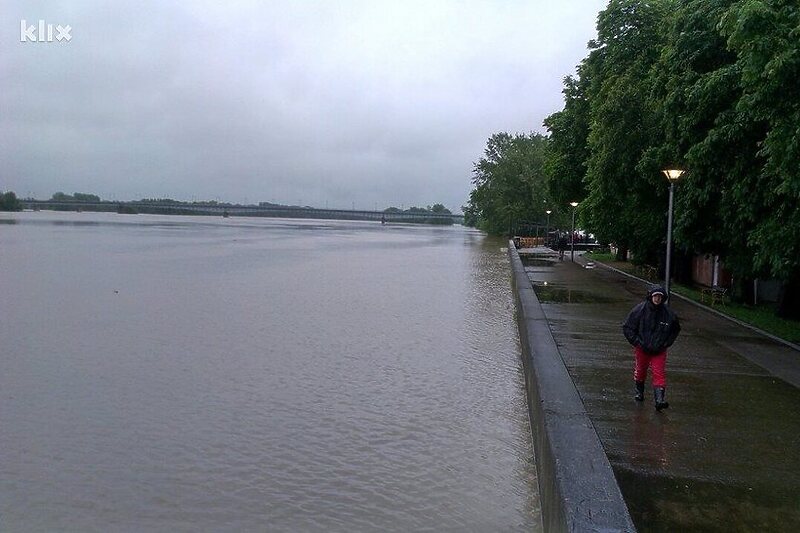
[[520, 256, 557, 267], [532, 284, 620, 303], [523, 259, 555, 267]]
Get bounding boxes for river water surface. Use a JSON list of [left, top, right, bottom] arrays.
[[0, 212, 540, 531]]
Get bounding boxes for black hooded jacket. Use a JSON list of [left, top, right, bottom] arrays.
[[623, 285, 681, 354]]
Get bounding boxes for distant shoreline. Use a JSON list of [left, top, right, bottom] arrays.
[[18, 200, 464, 226]]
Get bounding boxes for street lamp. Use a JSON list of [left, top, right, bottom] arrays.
[[569, 202, 579, 262], [662, 169, 685, 296], [545, 210, 552, 246]]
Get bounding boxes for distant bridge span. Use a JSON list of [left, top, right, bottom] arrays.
[[22, 200, 465, 225]]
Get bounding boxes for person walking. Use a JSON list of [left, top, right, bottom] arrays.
[[556, 234, 567, 261], [623, 285, 681, 411]]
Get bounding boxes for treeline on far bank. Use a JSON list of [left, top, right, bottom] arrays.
[[382, 204, 454, 225], [463, 0, 799, 318], [9, 191, 456, 225]]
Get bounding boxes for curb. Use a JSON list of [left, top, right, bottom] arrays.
[[508, 241, 636, 532]]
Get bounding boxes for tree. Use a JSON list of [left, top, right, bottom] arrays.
[[0, 191, 22, 211], [544, 72, 592, 209], [428, 203, 451, 214], [719, 0, 800, 316], [644, 0, 762, 283], [465, 132, 550, 235], [581, 0, 672, 263], [51, 192, 72, 201], [72, 192, 101, 202], [462, 203, 479, 227], [653, 0, 799, 315]]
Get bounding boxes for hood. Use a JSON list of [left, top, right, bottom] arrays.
[[646, 284, 668, 303]]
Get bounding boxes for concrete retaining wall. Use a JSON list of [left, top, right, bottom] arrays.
[[507, 241, 635, 532]]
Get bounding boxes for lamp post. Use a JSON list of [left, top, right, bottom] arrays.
[[662, 169, 685, 296], [545, 210, 552, 246], [569, 202, 579, 262]]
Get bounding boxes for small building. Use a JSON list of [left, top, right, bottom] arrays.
[[692, 254, 732, 288]]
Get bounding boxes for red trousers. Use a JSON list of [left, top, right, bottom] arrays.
[[633, 346, 667, 387]]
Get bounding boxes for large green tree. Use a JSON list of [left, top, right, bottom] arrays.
[[647, 0, 766, 284], [466, 132, 550, 235], [580, 0, 672, 263], [651, 1, 738, 250], [720, 0, 800, 315]]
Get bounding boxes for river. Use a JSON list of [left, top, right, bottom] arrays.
[[0, 211, 540, 531]]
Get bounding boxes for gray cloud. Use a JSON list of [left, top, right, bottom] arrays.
[[1, 0, 606, 211]]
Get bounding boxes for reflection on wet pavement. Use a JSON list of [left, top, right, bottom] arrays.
[[532, 283, 622, 304]]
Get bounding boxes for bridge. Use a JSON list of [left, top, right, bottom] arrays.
[[22, 200, 465, 225]]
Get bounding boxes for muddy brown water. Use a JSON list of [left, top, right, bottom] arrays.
[[0, 212, 542, 532]]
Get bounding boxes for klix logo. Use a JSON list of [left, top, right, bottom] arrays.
[[20, 20, 72, 42]]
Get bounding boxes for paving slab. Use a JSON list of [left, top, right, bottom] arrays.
[[519, 251, 800, 532]]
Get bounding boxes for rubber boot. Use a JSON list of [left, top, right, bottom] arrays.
[[634, 381, 645, 402], [654, 387, 669, 411]]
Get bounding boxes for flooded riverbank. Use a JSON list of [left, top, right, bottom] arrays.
[[0, 212, 541, 531]]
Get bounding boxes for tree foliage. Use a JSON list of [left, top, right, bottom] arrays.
[[382, 204, 453, 224], [465, 132, 550, 235], [582, 0, 671, 263], [543, 0, 800, 308], [543, 74, 591, 208], [51, 192, 102, 202], [0, 191, 22, 211], [718, 0, 800, 281]]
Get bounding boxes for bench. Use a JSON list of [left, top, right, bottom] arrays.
[[634, 264, 659, 281], [701, 286, 728, 306]]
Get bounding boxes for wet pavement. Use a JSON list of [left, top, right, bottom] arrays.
[[519, 248, 800, 532]]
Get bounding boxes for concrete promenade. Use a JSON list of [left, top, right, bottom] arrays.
[[519, 248, 800, 531]]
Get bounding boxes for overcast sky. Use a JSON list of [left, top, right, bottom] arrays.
[[2, 1, 607, 212]]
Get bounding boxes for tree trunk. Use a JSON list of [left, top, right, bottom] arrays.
[[615, 245, 628, 262]]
